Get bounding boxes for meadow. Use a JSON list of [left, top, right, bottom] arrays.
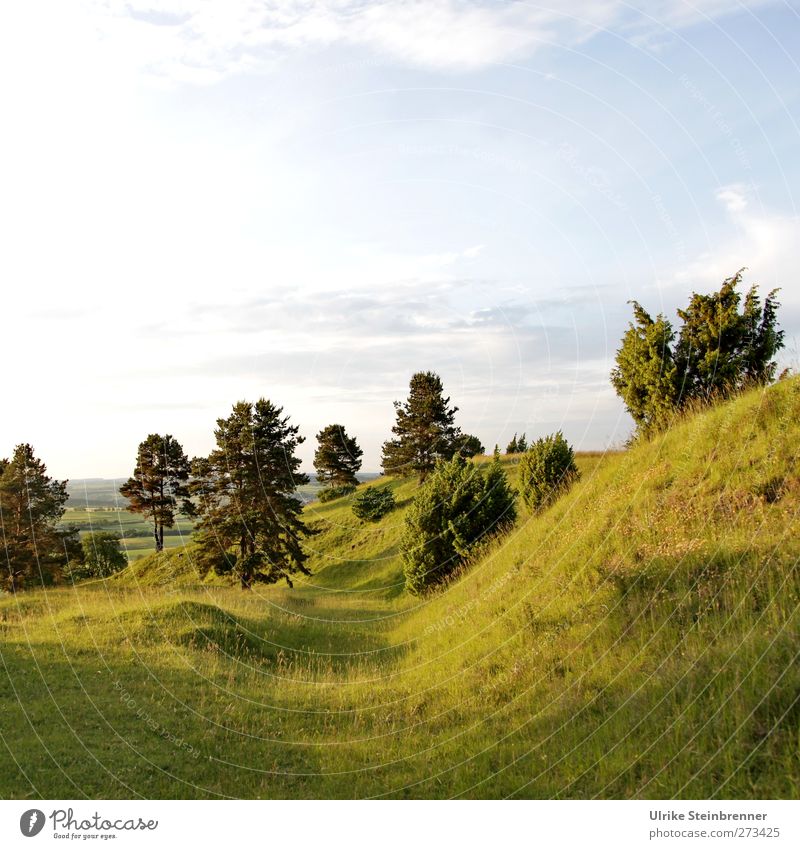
[[1, 380, 798, 799], [61, 476, 361, 561]]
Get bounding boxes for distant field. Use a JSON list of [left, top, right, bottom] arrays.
[[61, 507, 195, 561], [63, 473, 381, 561]]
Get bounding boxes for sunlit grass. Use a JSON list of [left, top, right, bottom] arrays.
[[2, 380, 798, 798]]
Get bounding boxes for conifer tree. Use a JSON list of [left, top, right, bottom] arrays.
[[516, 433, 528, 452], [0, 444, 78, 590], [119, 434, 193, 552], [480, 447, 517, 533], [401, 452, 516, 594], [314, 424, 363, 492], [610, 302, 679, 435], [506, 434, 519, 454], [381, 371, 461, 481], [456, 433, 484, 458], [611, 271, 784, 437], [675, 270, 783, 399], [192, 399, 314, 589]]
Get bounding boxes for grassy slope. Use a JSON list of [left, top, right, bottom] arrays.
[[1, 380, 798, 799]]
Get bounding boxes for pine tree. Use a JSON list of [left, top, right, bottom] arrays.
[[119, 434, 193, 552], [314, 424, 363, 492], [381, 371, 461, 481], [506, 434, 519, 454], [0, 444, 77, 591], [192, 399, 315, 589], [516, 433, 528, 452]]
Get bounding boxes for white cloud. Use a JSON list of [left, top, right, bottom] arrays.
[[28, 0, 776, 85], [675, 191, 800, 345], [716, 184, 749, 213]]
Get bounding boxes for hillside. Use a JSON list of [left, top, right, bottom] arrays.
[[1, 379, 798, 799]]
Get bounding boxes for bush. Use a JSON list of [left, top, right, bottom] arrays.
[[67, 531, 128, 580], [318, 483, 357, 503], [352, 487, 396, 521], [402, 452, 516, 595], [518, 431, 579, 511]]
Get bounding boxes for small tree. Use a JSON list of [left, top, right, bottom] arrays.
[[352, 487, 396, 522], [479, 447, 517, 533], [119, 434, 193, 552], [611, 302, 679, 436], [402, 454, 516, 594], [381, 371, 461, 481], [518, 431, 579, 512], [314, 424, 363, 494], [516, 433, 528, 452], [0, 444, 78, 591], [506, 434, 519, 454], [675, 270, 783, 399], [68, 532, 127, 579], [612, 271, 784, 437], [192, 399, 315, 589], [456, 433, 484, 458]]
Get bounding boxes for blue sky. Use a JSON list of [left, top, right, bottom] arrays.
[[1, 1, 798, 477]]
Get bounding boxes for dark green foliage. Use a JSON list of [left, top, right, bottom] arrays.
[[518, 431, 579, 512], [318, 483, 357, 503], [314, 424, 363, 494], [675, 270, 784, 398], [191, 399, 315, 589], [506, 434, 518, 454], [612, 271, 784, 436], [402, 453, 516, 594], [352, 487, 396, 522], [481, 447, 518, 532], [610, 303, 679, 436], [119, 434, 193, 552], [456, 433, 484, 458], [0, 444, 77, 590], [381, 371, 462, 481], [67, 532, 127, 579], [516, 432, 528, 452]]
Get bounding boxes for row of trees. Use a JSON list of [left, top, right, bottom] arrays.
[[4, 271, 783, 593], [115, 372, 487, 588], [0, 445, 129, 590], [611, 270, 784, 437]]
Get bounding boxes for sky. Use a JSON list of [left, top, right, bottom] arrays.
[[1, 0, 798, 478]]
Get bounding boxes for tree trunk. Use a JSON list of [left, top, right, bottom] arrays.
[[153, 522, 162, 552]]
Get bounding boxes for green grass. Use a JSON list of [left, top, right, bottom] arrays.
[[2, 380, 799, 799]]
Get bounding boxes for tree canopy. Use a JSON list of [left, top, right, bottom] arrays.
[[0, 444, 78, 590], [119, 434, 193, 552], [612, 271, 784, 437], [381, 371, 462, 481], [68, 532, 127, 580], [191, 399, 315, 589], [401, 451, 516, 594], [314, 424, 363, 491], [518, 431, 579, 512]]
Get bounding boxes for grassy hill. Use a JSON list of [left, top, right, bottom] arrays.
[[1, 379, 798, 799]]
